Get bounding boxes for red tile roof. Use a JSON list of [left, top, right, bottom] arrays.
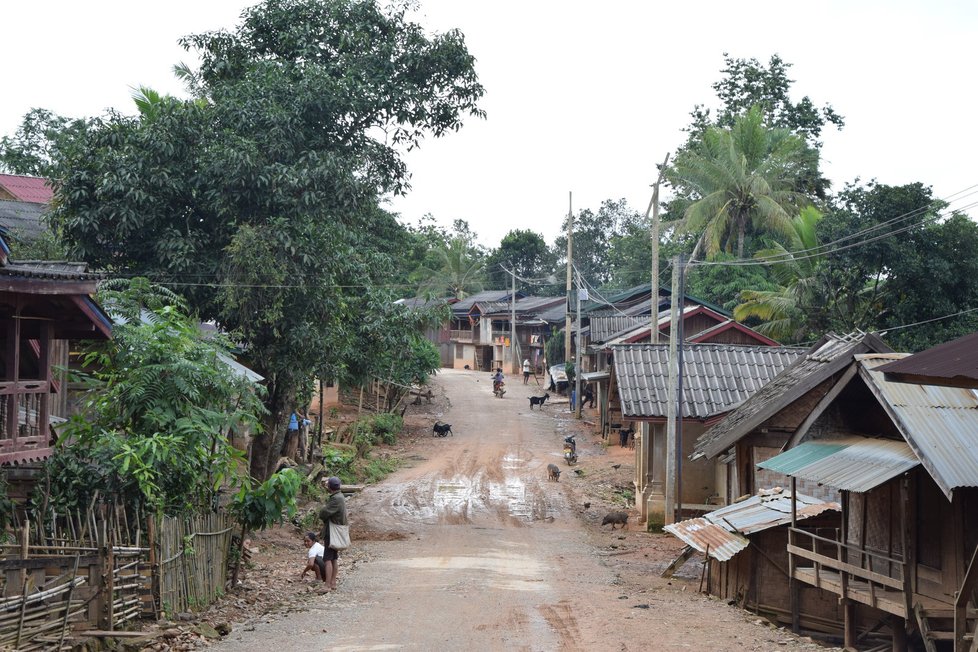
[[0, 174, 53, 204]]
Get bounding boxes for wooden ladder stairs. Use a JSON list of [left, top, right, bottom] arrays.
[[914, 603, 977, 652]]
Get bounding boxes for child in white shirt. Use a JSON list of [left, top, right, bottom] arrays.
[[301, 532, 327, 582]]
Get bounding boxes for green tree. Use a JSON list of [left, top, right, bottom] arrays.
[[554, 198, 643, 287], [687, 53, 845, 150], [0, 109, 89, 176], [815, 181, 939, 335], [733, 206, 824, 341], [40, 279, 265, 516], [879, 213, 978, 351], [485, 229, 553, 290], [667, 107, 812, 259], [417, 236, 486, 299], [44, 0, 484, 480]]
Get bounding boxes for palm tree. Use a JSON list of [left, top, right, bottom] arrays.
[[669, 106, 812, 259], [733, 206, 823, 342], [420, 237, 485, 299]]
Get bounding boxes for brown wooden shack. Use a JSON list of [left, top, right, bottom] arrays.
[[665, 488, 844, 635], [757, 353, 978, 650]]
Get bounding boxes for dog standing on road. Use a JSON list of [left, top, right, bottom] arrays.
[[432, 422, 454, 437], [528, 393, 550, 410]]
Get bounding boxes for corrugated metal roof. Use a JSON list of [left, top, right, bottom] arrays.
[[860, 355, 978, 497], [876, 332, 978, 388], [0, 199, 48, 240], [589, 314, 646, 343], [0, 260, 100, 281], [758, 437, 919, 492], [0, 174, 53, 204], [450, 291, 516, 314], [581, 371, 610, 382], [664, 488, 839, 561], [692, 332, 893, 460], [612, 343, 805, 419]]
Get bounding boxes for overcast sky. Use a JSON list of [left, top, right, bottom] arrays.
[[3, 1, 976, 248]]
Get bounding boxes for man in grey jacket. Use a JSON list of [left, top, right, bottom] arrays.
[[319, 476, 348, 591]]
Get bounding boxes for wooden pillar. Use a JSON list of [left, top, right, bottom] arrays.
[[6, 316, 20, 441], [843, 600, 855, 649], [789, 476, 799, 633], [38, 322, 51, 440], [892, 615, 908, 652]]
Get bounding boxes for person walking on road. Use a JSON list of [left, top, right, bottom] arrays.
[[522, 358, 531, 384], [319, 476, 348, 591]]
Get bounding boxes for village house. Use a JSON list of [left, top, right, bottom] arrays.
[[0, 233, 112, 498], [663, 487, 844, 637], [609, 342, 806, 526], [692, 332, 978, 650]]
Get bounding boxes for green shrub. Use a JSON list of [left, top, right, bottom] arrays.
[[370, 413, 403, 445]]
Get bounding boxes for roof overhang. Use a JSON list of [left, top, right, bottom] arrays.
[[757, 437, 919, 493]]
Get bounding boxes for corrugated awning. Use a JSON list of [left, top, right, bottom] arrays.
[[581, 371, 610, 382], [757, 437, 919, 493], [664, 488, 838, 561]]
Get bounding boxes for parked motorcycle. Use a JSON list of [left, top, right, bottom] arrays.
[[563, 435, 578, 465]]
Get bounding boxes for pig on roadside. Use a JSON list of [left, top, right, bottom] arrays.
[[601, 511, 629, 529], [547, 463, 561, 482]]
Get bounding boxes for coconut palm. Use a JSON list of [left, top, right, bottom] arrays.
[[669, 106, 813, 259], [733, 206, 823, 342], [419, 237, 485, 299]]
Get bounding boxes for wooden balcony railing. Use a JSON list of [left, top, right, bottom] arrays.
[[788, 527, 910, 616], [450, 329, 474, 342]]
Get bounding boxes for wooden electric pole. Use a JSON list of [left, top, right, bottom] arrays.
[[649, 153, 670, 344], [564, 192, 573, 363]]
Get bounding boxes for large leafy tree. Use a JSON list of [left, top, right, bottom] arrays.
[[667, 106, 812, 260], [485, 229, 553, 290], [687, 54, 845, 151], [553, 198, 644, 288], [40, 0, 484, 479]]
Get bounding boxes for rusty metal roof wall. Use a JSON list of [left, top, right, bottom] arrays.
[[663, 519, 748, 561], [612, 343, 805, 419], [876, 332, 978, 387], [664, 488, 839, 561], [692, 332, 893, 460], [757, 436, 919, 492], [860, 355, 978, 496]]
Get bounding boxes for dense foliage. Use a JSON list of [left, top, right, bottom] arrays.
[[24, 0, 484, 480], [38, 280, 265, 516]]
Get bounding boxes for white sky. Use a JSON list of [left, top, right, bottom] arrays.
[[3, 1, 977, 249]]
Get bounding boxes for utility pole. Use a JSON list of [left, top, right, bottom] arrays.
[[649, 153, 670, 344], [564, 192, 573, 363], [574, 271, 583, 419], [664, 255, 680, 524], [510, 264, 517, 374], [675, 253, 687, 523]]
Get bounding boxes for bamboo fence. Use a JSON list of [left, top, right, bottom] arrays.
[[0, 505, 235, 648], [158, 511, 234, 615]]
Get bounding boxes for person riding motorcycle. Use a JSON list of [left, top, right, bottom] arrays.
[[492, 368, 504, 394]]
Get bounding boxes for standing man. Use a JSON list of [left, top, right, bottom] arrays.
[[319, 476, 348, 592], [522, 358, 531, 384]]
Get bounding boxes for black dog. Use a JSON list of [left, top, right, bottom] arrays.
[[432, 422, 453, 437], [528, 393, 550, 410]]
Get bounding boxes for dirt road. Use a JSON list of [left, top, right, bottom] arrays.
[[213, 369, 835, 651]]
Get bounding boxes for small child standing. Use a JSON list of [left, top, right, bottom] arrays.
[[301, 532, 327, 583]]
